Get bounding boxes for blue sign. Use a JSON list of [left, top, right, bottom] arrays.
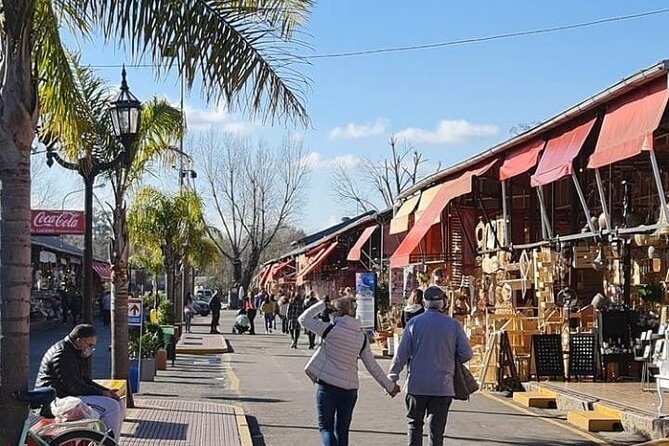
[[128, 298, 143, 326], [355, 272, 376, 330]]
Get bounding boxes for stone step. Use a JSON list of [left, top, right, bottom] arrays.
[[513, 391, 557, 409]]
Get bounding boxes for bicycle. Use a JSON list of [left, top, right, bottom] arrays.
[[13, 387, 117, 446]]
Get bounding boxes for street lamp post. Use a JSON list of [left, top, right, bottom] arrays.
[[46, 67, 141, 323]]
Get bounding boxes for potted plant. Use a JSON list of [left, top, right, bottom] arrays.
[[130, 324, 164, 381]]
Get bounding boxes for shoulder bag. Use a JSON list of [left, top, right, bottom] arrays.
[[453, 357, 479, 401]]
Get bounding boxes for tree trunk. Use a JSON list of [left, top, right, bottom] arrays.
[[111, 204, 129, 379], [0, 1, 37, 442], [232, 257, 242, 284], [241, 249, 262, 294]]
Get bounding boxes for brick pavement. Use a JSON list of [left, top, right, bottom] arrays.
[[121, 398, 245, 446]]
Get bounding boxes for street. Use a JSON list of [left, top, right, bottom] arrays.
[[28, 312, 647, 446], [216, 311, 644, 446]]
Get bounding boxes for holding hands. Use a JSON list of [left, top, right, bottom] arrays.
[[388, 383, 401, 398]]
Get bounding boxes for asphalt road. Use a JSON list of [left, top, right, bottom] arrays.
[[216, 310, 645, 446]]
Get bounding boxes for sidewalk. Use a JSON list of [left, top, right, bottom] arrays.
[[120, 316, 249, 446]]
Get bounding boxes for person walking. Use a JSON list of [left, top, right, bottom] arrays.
[[260, 295, 277, 334], [401, 289, 425, 328], [286, 294, 304, 348], [101, 290, 112, 326], [59, 287, 70, 324], [208, 290, 222, 334], [69, 290, 83, 327], [299, 296, 400, 446], [304, 291, 319, 349], [184, 293, 195, 333], [388, 286, 473, 446], [278, 295, 290, 334], [244, 295, 258, 335]]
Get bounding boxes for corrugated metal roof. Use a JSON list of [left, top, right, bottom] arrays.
[[399, 60, 669, 200]]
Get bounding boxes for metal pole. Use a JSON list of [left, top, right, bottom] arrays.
[[501, 180, 509, 247], [83, 175, 94, 323], [537, 187, 552, 240], [571, 171, 597, 234], [594, 169, 611, 231], [649, 150, 669, 223]]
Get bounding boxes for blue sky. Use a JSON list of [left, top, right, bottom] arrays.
[[37, 1, 669, 233]]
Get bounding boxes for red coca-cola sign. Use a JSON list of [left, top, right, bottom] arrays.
[[31, 210, 85, 235]]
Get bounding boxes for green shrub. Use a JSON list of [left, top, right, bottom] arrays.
[[129, 331, 163, 358], [158, 300, 174, 325]]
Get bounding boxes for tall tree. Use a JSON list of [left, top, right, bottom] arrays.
[[0, 1, 312, 441], [197, 132, 309, 292], [127, 186, 209, 308], [332, 136, 431, 213]]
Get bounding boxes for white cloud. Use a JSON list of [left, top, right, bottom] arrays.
[[301, 151, 362, 170], [329, 119, 387, 140], [183, 104, 254, 135], [395, 119, 498, 145]]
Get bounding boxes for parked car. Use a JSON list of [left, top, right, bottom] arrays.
[[192, 300, 210, 317], [196, 288, 213, 301]]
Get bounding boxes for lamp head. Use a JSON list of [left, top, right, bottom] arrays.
[[108, 66, 142, 139]]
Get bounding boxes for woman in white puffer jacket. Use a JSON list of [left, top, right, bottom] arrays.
[[299, 296, 400, 446]]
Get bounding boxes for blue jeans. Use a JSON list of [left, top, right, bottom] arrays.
[[316, 382, 358, 446]]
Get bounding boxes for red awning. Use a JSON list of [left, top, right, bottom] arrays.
[[92, 261, 112, 281], [257, 264, 273, 287], [390, 159, 496, 268], [347, 226, 377, 262], [499, 139, 545, 181], [588, 77, 669, 169], [530, 118, 596, 187], [298, 241, 339, 279], [265, 259, 293, 284]]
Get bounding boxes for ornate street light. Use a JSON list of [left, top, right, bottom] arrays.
[[46, 67, 142, 323]]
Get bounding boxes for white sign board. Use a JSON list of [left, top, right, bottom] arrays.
[[128, 298, 143, 326]]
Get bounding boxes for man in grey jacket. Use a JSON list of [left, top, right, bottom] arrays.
[[388, 286, 473, 446]]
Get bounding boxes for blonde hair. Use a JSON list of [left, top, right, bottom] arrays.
[[407, 289, 424, 306], [332, 297, 356, 318]]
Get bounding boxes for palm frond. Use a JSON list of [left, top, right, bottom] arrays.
[[87, 0, 311, 126]]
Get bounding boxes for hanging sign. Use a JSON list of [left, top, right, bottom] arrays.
[[355, 272, 376, 330], [31, 210, 85, 235], [128, 298, 143, 326]]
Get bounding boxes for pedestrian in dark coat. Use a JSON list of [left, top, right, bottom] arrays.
[[286, 294, 305, 349], [209, 291, 222, 334]]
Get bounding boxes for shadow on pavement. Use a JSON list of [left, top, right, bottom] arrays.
[[246, 416, 266, 446], [206, 395, 286, 404]]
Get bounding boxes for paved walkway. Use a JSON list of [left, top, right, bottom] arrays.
[[121, 398, 243, 446]]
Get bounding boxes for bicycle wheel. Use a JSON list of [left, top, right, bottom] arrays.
[[47, 429, 117, 446]]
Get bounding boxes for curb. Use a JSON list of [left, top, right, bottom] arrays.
[[233, 406, 253, 446]]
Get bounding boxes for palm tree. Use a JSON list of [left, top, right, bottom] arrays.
[[39, 63, 184, 381], [0, 1, 312, 441], [127, 186, 210, 307]]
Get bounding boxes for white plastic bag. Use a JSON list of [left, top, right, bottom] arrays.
[[51, 397, 100, 421]]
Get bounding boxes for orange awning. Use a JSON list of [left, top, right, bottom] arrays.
[[588, 77, 669, 169], [530, 117, 596, 187], [265, 259, 293, 284], [298, 241, 339, 279], [347, 226, 377, 262], [499, 139, 545, 181], [389, 194, 421, 235], [390, 159, 496, 268]]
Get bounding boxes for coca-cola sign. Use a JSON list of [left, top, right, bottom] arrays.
[[31, 210, 85, 235]]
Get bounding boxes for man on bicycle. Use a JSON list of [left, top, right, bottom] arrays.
[[35, 324, 122, 440]]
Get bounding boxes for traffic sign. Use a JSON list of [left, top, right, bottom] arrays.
[[128, 298, 143, 326]]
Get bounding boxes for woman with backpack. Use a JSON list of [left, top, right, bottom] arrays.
[[298, 296, 400, 446]]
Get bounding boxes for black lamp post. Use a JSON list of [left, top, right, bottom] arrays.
[[46, 67, 141, 323]]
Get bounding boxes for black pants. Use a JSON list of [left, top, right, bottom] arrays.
[[210, 310, 220, 332], [307, 331, 316, 348], [281, 316, 289, 334], [247, 309, 257, 334], [290, 326, 301, 345], [405, 394, 452, 446]]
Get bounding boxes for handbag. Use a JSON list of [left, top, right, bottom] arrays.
[[453, 358, 479, 401]]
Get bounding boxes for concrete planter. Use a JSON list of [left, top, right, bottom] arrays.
[[140, 358, 156, 382]]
